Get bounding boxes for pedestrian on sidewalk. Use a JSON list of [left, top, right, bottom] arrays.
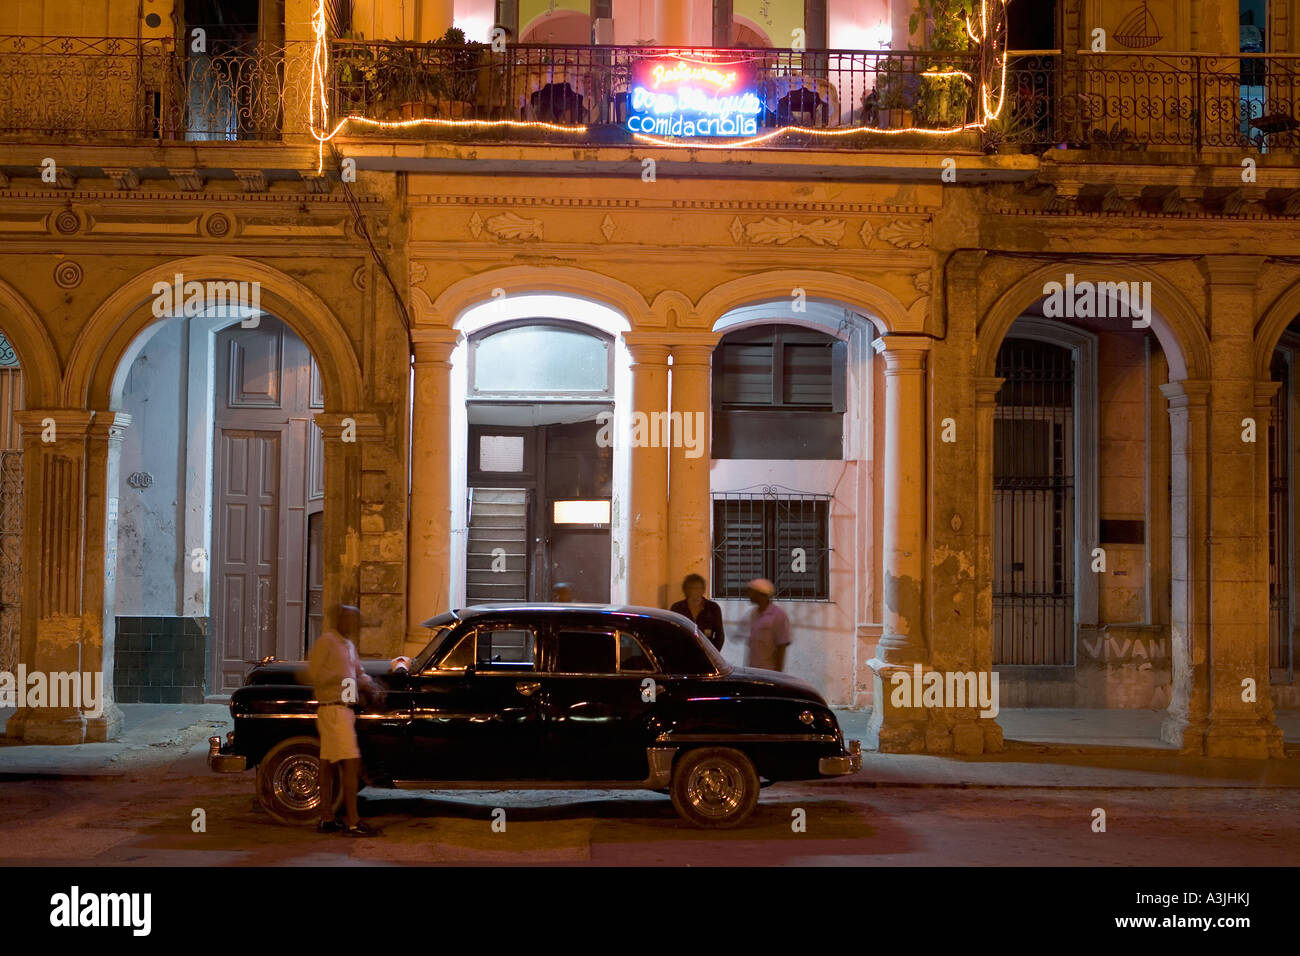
[[669, 573, 726, 651], [744, 578, 790, 671], [308, 603, 382, 837]]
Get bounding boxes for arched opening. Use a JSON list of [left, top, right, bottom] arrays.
[[463, 320, 615, 604], [710, 299, 875, 705], [985, 288, 1183, 720], [450, 294, 631, 609], [111, 307, 325, 701]]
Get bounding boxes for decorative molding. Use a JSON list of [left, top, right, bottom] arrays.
[[420, 194, 932, 216], [467, 211, 484, 238], [170, 168, 203, 192], [102, 167, 139, 191], [51, 209, 81, 236], [913, 270, 931, 295], [484, 211, 543, 240], [859, 220, 874, 246], [600, 214, 616, 241], [234, 169, 269, 193], [735, 216, 845, 246], [876, 219, 930, 249], [204, 212, 232, 238], [409, 260, 428, 286], [126, 471, 153, 489], [53, 260, 83, 289], [352, 264, 368, 292], [301, 174, 331, 194]]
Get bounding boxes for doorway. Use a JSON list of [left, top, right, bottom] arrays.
[[467, 410, 613, 603], [211, 316, 324, 691]]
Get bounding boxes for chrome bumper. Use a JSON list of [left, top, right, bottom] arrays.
[[819, 739, 862, 775], [208, 735, 247, 773]]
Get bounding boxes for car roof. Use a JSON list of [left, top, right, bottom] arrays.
[[419, 604, 693, 629]]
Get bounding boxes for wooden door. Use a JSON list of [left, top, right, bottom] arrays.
[[212, 317, 318, 692]]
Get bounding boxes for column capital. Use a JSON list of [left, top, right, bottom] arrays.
[[16, 409, 95, 438], [1160, 378, 1212, 408], [873, 334, 931, 371], [670, 341, 718, 367], [314, 411, 386, 442], [1255, 379, 1282, 410], [974, 376, 1005, 407], [411, 327, 461, 363], [88, 411, 132, 440], [624, 333, 673, 366], [1200, 255, 1266, 286]]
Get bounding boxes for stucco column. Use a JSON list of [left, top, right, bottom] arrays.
[[625, 337, 671, 608], [667, 339, 716, 601], [83, 412, 130, 742], [1159, 379, 1211, 750], [407, 329, 460, 655], [873, 334, 930, 664], [314, 411, 386, 655], [655, 0, 692, 45], [1200, 255, 1285, 758], [8, 410, 127, 744], [866, 335, 931, 752]]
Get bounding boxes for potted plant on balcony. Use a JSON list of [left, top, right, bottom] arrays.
[[431, 27, 483, 119], [872, 56, 916, 129], [910, 0, 975, 128]]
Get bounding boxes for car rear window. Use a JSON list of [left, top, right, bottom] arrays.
[[554, 629, 617, 673]]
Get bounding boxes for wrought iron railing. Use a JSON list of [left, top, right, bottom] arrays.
[[327, 41, 983, 138], [3, 37, 1300, 152], [0, 35, 312, 141]]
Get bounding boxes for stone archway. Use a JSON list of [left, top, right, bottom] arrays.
[[15, 258, 367, 742], [975, 262, 1216, 750]]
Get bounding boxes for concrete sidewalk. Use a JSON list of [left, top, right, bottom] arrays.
[[2, 704, 1299, 788]]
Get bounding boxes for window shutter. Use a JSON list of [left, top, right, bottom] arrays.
[[830, 339, 847, 413]]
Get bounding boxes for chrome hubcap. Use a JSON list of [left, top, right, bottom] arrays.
[[273, 754, 321, 811], [686, 760, 744, 818]]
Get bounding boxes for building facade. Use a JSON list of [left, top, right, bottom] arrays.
[[2, 0, 1298, 757]]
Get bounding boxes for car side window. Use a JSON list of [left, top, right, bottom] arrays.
[[476, 627, 536, 670], [618, 631, 657, 673], [430, 630, 474, 672], [554, 629, 617, 674]]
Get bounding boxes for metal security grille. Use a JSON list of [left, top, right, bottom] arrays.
[[712, 486, 830, 600], [1269, 353, 1291, 675], [993, 339, 1075, 666]]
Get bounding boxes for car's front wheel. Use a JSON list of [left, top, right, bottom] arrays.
[[670, 747, 759, 828], [255, 736, 343, 826]]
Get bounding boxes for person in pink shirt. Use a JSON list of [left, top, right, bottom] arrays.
[[744, 578, 791, 671]]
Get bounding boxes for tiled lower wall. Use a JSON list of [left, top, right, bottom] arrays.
[[114, 617, 208, 703]]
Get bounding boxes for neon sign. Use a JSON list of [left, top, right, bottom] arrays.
[[626, 57, 762, 138]]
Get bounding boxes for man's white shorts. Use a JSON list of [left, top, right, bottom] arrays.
[[317, 704, 360, 762]]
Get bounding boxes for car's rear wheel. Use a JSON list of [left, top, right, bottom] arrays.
[[670, 747, 759, 829], [255, 736, 343, 826]]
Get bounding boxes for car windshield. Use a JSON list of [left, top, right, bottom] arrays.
[[412, 625, 457, 672], [694, 626, 733, 674]]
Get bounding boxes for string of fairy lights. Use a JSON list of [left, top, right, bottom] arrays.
[[308, 0, 1010, 165]]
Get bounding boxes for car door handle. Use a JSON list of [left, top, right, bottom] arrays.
[[515, 681, 541, 697]]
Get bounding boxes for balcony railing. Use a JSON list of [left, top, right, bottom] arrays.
[[326, 42, 984, 142], [0, 35, 310, 142], [1, 36, 1299, 154]]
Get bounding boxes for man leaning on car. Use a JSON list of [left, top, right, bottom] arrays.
[[308, 604, 382, 837]]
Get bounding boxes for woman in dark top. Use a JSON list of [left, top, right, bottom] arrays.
[[670, 574, 726, 651]]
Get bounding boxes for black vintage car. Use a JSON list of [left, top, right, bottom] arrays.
[[209, 604, 861, 828]]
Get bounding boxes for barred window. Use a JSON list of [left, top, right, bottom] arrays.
[[712, 488, 831, 600]]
